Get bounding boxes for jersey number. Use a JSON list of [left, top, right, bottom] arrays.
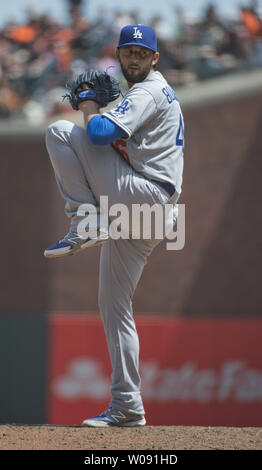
[[176, 114, 184, 155], [112, 139, 130, 164]]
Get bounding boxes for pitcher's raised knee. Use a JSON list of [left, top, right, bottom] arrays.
[[46, 120, 74, 145]]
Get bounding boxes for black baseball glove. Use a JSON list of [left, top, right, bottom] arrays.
[[63, 69, 122, 110]]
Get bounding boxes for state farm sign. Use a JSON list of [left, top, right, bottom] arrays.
[[47, 314, 262, 426], [52, 358, 262, 404], [141, 361, 262, 403]]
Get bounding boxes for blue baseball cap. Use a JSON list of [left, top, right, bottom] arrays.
[[118, 25, 157, 52]]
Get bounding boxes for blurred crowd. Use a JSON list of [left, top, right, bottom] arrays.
[[0, 0, 262, 123]]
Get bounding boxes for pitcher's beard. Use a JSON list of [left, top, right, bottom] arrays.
[[120, 61, 152, 84]]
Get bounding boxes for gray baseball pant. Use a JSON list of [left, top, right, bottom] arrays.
[[45, 119, 171, 418]]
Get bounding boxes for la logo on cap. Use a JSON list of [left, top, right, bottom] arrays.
[[133, 27, 142, 39], [117, 25, 157, 52]]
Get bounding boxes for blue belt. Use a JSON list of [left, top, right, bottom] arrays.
[[151, 179, 176, 198]]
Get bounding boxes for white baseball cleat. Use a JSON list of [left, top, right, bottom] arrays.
[[81, 408, 146, 427], [44, 229, 109, 258]]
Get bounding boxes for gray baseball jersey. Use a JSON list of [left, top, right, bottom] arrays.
[[104, 71, 184, 194]]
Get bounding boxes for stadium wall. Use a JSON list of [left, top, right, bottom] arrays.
[[1, 89, 262, 316], [0, 313, 261, 426], [1, 85, 262, 425]]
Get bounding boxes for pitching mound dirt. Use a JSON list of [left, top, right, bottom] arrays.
[[0, 425, 261, 450]]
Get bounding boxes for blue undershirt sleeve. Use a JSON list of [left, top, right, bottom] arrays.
[[87, 115, 127, 145]]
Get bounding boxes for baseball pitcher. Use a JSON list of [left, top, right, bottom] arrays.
[[44, 25, 184, 426]]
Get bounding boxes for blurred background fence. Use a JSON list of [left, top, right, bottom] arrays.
[[1, 0, 262, 427]]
